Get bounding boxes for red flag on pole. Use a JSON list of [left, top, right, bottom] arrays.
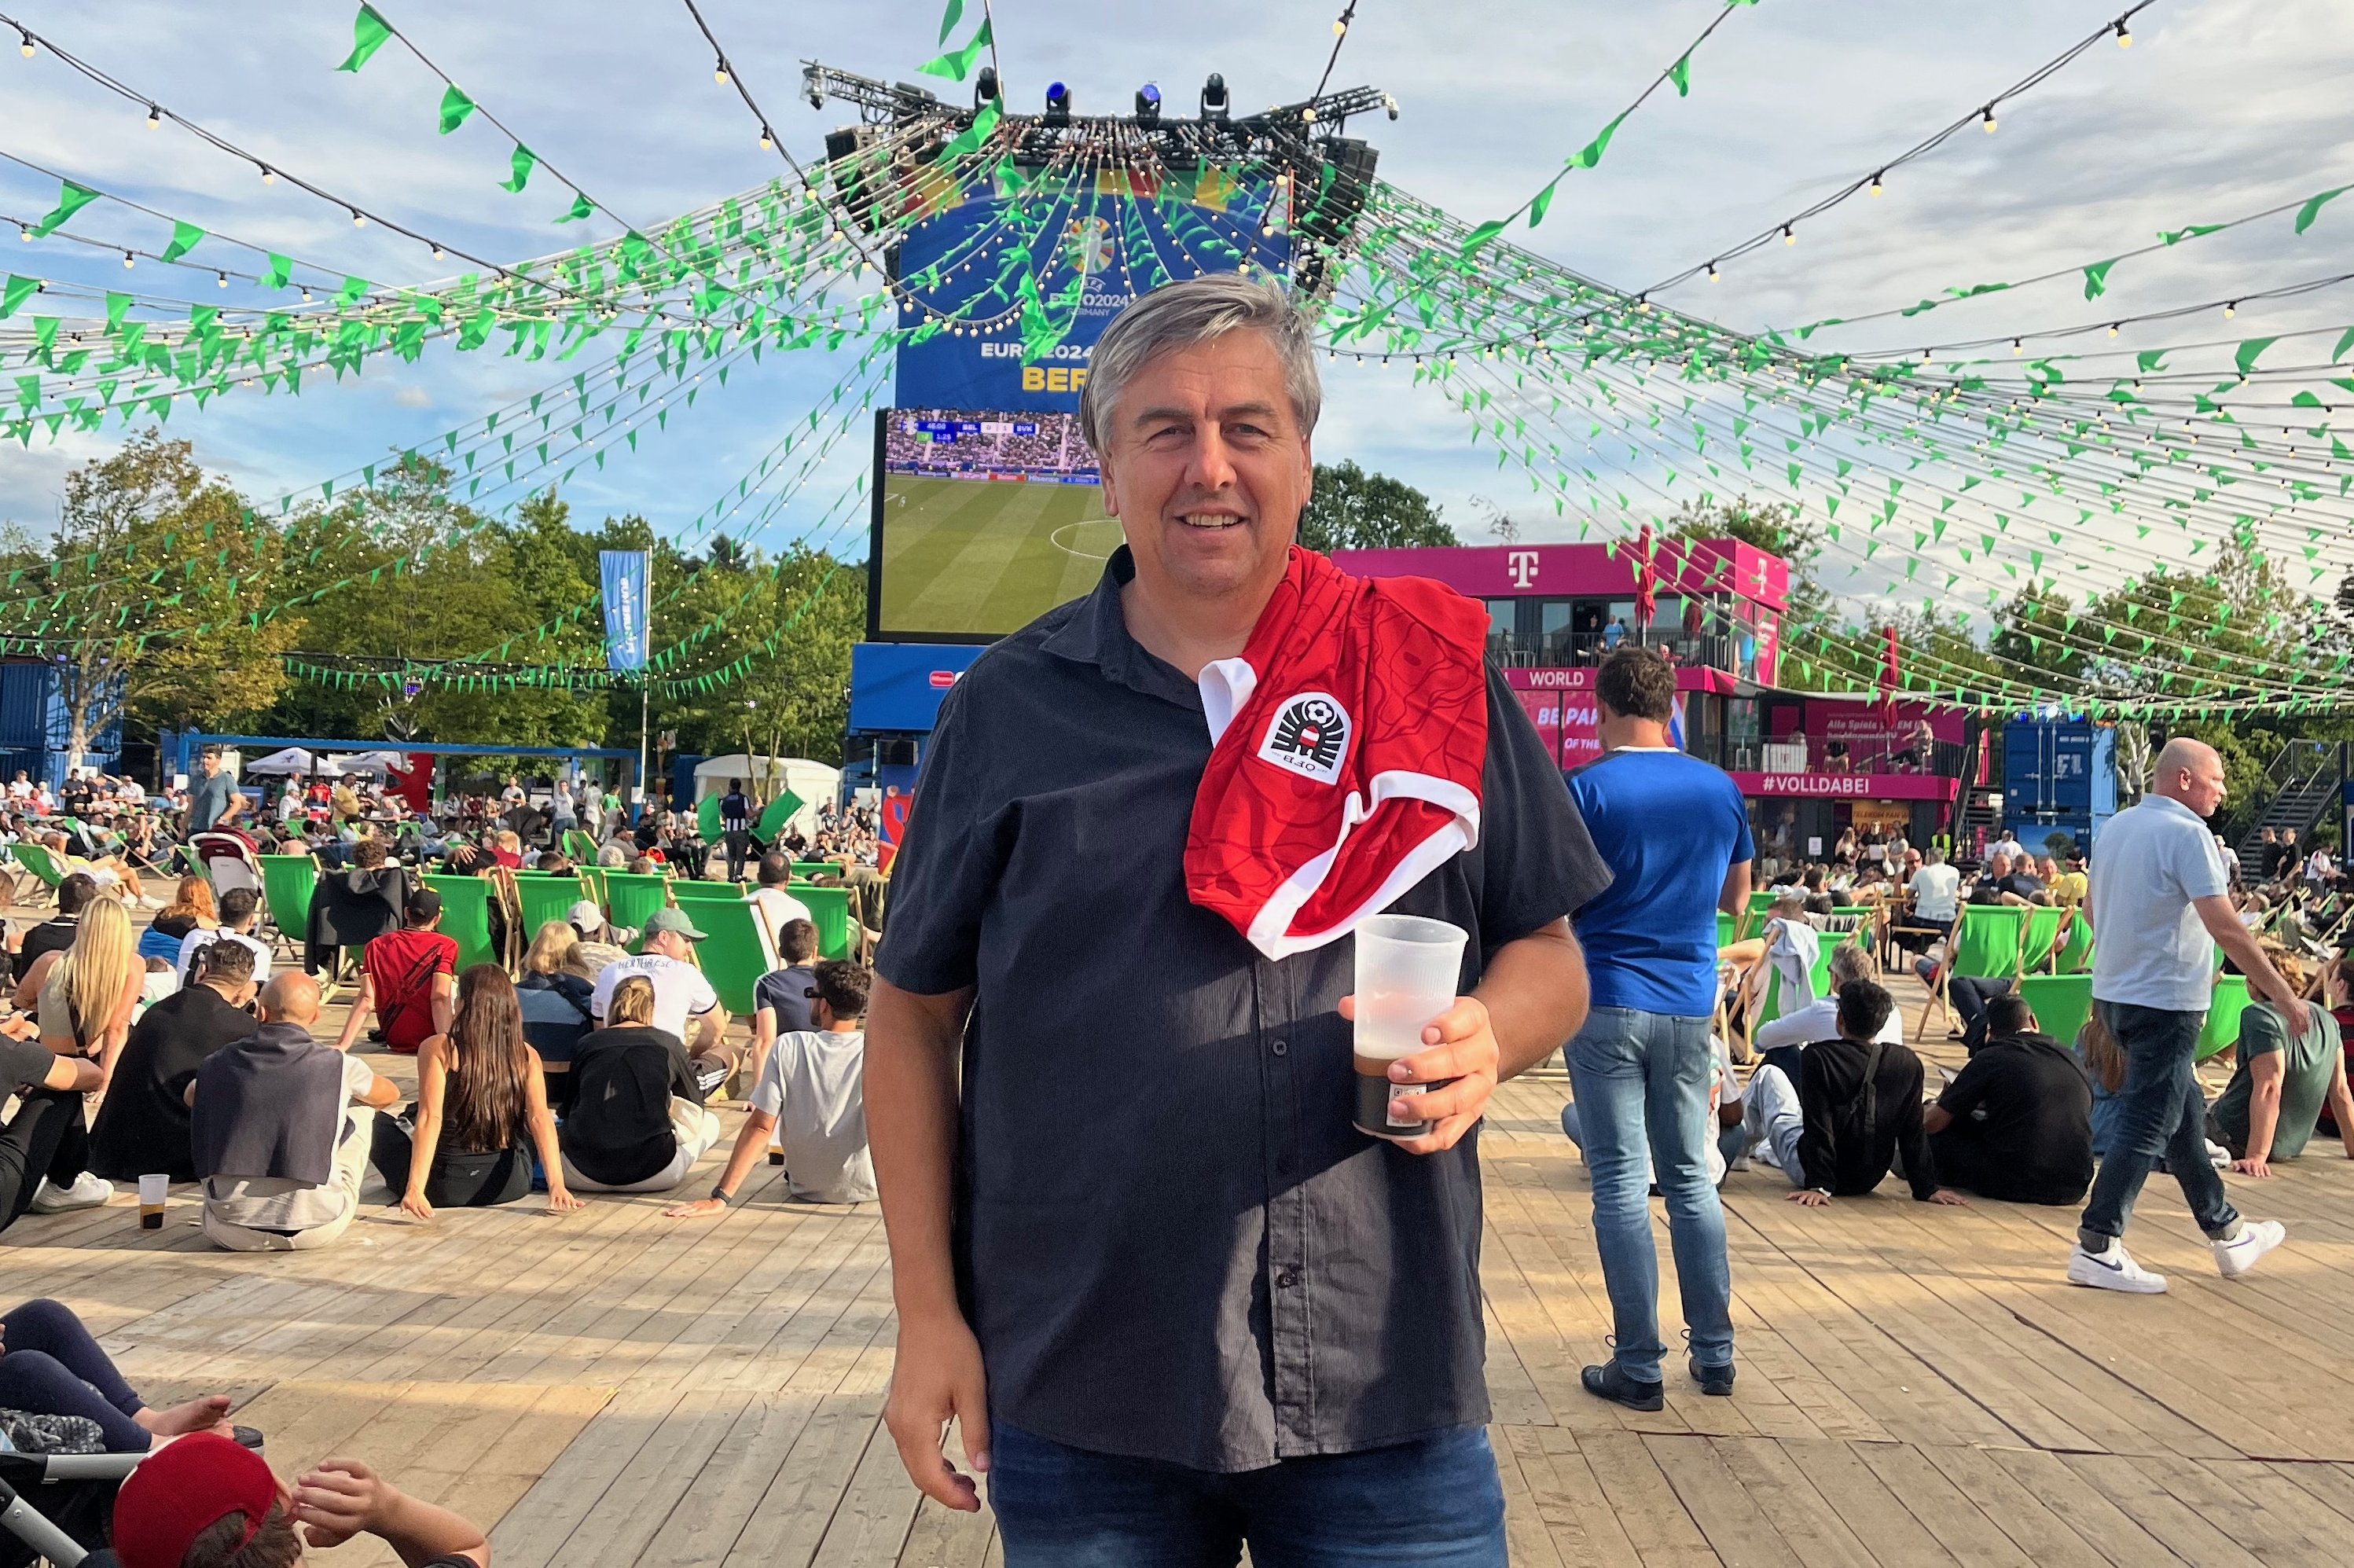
[[1634, 523, 1657, 629], [1878, 625, 1900, 718]]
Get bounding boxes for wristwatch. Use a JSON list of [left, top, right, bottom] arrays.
[[709, 1185, 733, 1205]]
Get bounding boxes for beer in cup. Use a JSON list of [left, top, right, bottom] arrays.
[[138, 1173, 167, 1231], [1352, 914, 1469, 1140]]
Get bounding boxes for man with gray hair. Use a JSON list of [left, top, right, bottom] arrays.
[[2069, 736, 2301, 1294], [869, 272, 1610, 1559]]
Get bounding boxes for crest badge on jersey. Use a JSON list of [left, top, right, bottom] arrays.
[[1258, 692, 1350, 784]]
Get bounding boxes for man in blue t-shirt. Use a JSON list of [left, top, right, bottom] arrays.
[[1562, 647, 1754, 1410]]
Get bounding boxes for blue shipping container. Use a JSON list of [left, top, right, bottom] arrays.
[[2002, 716, 2117, 851]]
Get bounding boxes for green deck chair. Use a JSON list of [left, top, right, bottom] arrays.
[[789, 885, 854, 960], [255, 854, 320, 955], [2020, 906, 2064, 975], [1950, 905, 2028, 979], [2054, 908, 2093, 974], [2016, 974, 2095, 1050], [601, 871, 673, 949], [511, 871, 589, 946], [2195, 975, 2253, 1063], [421, 873, 498, 972], [688, 897, 779, 1017], [10, 840, 62, 904], [1715, 911, 1734, 949]]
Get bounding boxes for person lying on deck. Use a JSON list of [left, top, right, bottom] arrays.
[[111, 1433, 489, 1568], [0, 1297, 239, 1452]]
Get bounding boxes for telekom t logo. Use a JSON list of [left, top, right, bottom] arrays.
[[1506, 550, 1541, 588]]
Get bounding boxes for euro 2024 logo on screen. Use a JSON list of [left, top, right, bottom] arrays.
[[1063, 215, 1115, 277]]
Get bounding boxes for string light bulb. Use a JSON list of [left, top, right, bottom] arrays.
[[351, 208, 365, 227], [758, 126, 773, 150], [2108, 322, 2119, 337], [2115, 17, 2131, 46], [1981, 105, 1996, 133], [714, 57, 729, 86], [122, 250, 134, 269], [145, 105, 160, 129], [429, 242, 444, 260], [215, 270, 227, 288], [17, 30, 31, 57], [2011, 337, 2023, 354], [1782, 225, 1795, 245], [259, 163, 274, 184], [1707, 261, 1719, 282], [1870, 171, 1884, 196], [2224, 300, 2236, 318]]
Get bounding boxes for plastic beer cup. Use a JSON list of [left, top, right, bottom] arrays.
[[1352, 915, 1470, 1140], [138, 1173, 167, 1230]]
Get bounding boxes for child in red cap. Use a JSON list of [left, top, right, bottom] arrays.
[[111, 1432, 487, 1567]]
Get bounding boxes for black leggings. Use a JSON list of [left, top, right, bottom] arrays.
[[0, 1089, 89, 1238], [368, 1112, 533, 1208], [0, 1298, 149, 1451]]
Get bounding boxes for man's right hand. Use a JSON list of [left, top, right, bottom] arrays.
[[882, 1309, 990, 1512]]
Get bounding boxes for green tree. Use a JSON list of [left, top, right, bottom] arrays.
[[264, 460, 604, 750], [651, 545, 866, 768], [46, 431, 292, 767], [1297, 461, 1458, 553]]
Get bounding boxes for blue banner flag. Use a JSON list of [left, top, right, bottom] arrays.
[[600, 550, 649, 671]]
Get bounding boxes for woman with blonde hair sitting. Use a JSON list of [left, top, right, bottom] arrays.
[[557, 975, 720, 1192], [518, 920, 594, 1111], [13, 897, 144, 1212]]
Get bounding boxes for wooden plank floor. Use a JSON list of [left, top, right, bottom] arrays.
[[9, 909, 2353, 1565]]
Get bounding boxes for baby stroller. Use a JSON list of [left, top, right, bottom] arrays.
[[0, 1446, 138, 1567]]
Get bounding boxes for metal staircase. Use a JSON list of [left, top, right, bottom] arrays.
[[2235, 740, 2341, 867]]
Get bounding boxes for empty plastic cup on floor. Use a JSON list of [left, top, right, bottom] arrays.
[[1352, 914, 1469, 1140]]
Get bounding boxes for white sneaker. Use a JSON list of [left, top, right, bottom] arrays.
[[29, 1173, 113, 1214], [2214, 1220, 2286, 1279], [2067, 1239, 2168, 1294]]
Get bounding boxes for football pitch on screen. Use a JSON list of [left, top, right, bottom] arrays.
[[879, 475, 1126, 637]]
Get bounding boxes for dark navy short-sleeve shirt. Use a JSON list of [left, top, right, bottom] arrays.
[[876, 549, 1609, 1472]]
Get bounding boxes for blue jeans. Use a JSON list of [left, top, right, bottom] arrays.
[[1563, 1007, 1733, 1380], [2078, 1001, 2240, 1244], [988, 1423, 1505, 1567]]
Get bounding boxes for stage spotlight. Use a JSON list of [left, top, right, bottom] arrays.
[[1045, 80, 1071, 125], [1136, 82, 1162, 125], [975, 65, 999, 108], [1201, 72, 1229, 121]]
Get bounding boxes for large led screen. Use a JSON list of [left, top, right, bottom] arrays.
[[869, 407, 1122, 640]]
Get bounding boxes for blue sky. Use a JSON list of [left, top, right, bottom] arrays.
[[0, 0, 2345, 562]]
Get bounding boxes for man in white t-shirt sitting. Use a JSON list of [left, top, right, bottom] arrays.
[[175, 887, 274, 988], [745, 853, 813, 938], [589, 906, 733, 1089], [664, 958, 876, 1215]]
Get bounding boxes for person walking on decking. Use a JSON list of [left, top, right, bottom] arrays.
[[720, 777, 753, 883], [866, 274, 1610, 1562], [2068, 737, 2302, 1294], [1559, 644, 1752, 1411]]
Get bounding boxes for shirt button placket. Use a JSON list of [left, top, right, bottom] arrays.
[[1258, 958, 1313, 1452]]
